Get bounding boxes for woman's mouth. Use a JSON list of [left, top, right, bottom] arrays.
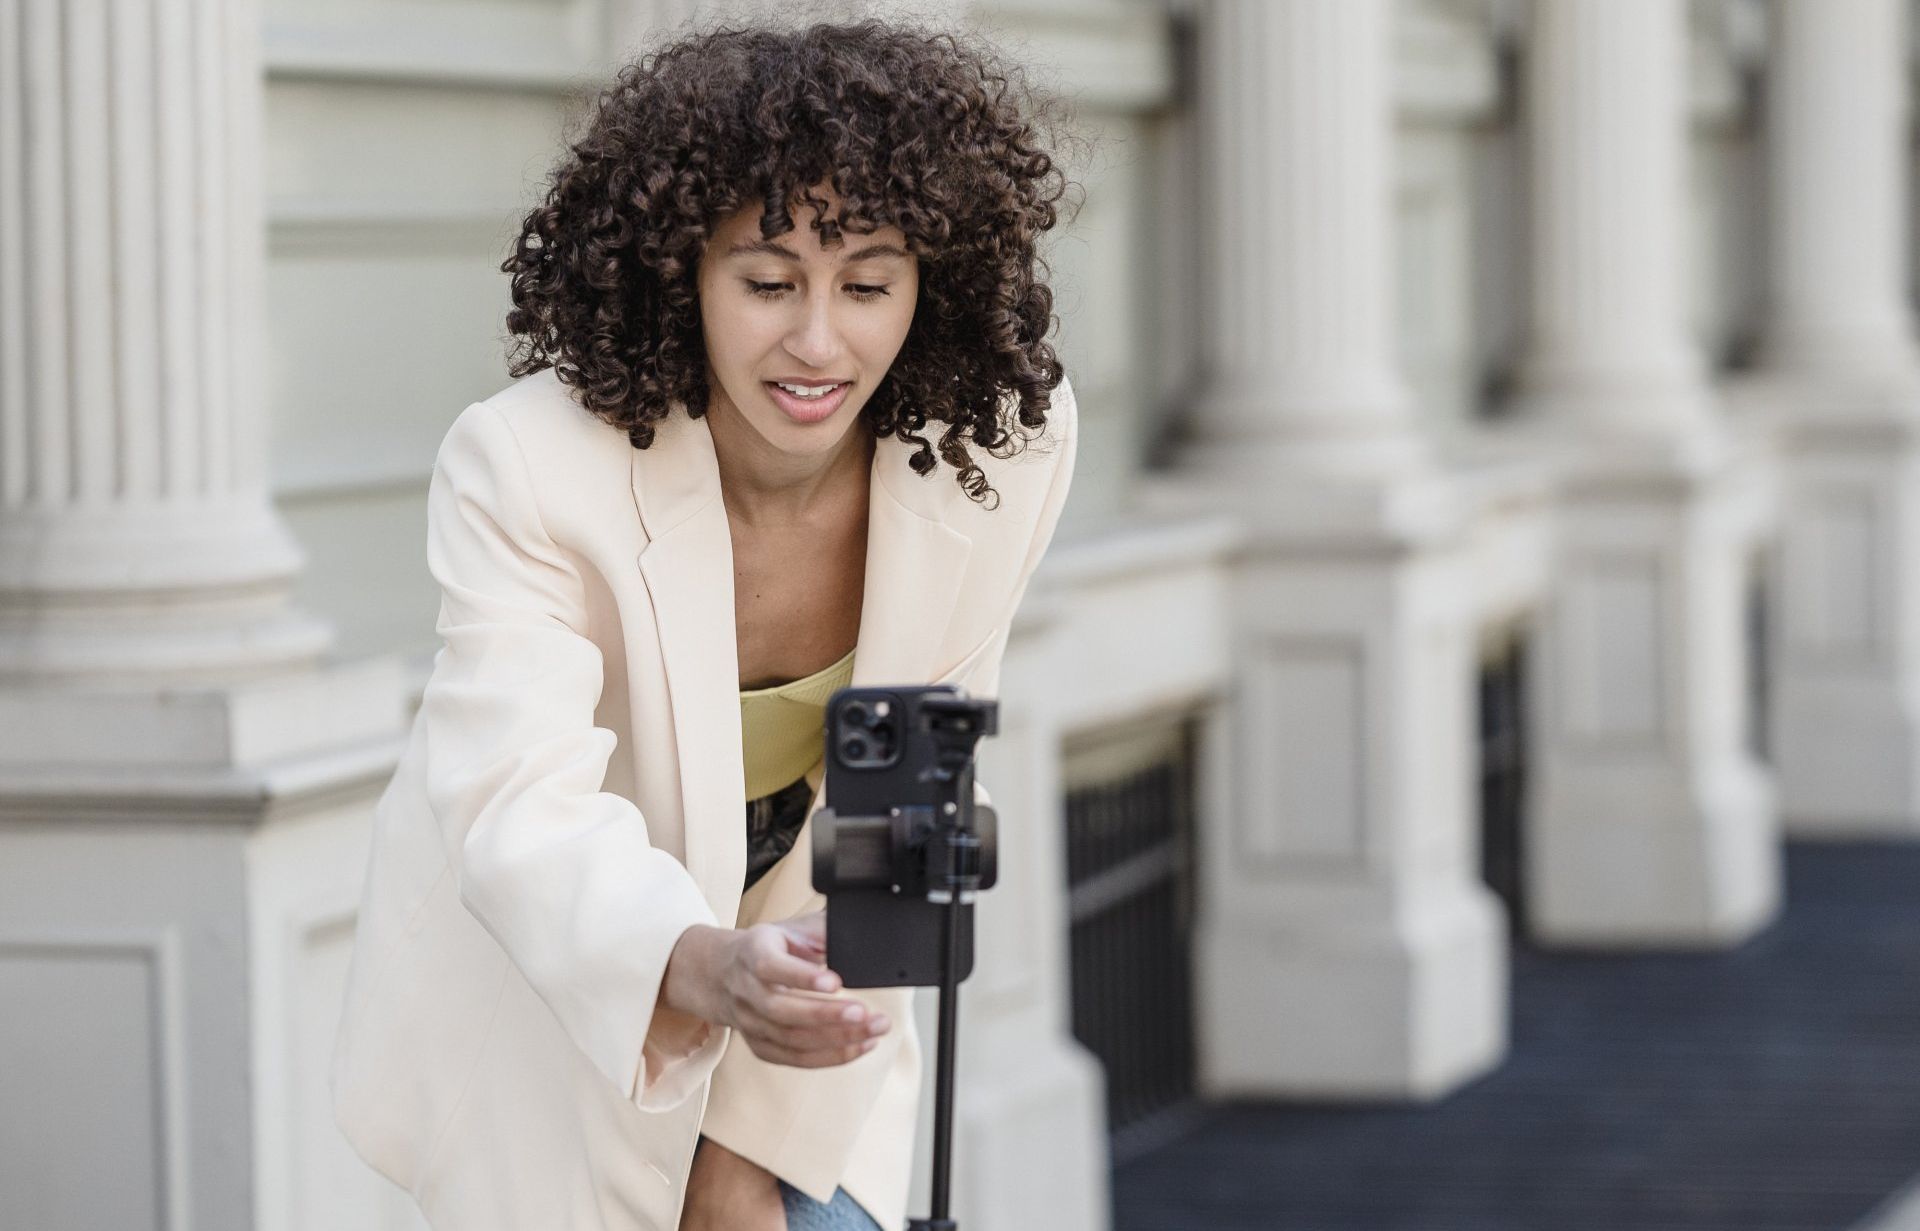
[[764, 380, 852, 424]]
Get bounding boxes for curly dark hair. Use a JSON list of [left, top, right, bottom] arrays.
[[500, 14, 1081, 507]]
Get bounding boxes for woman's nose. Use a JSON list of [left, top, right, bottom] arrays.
[[785, 292, 846, 369]]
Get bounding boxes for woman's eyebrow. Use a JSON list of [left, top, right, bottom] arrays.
[[725, 238, 910, 263]]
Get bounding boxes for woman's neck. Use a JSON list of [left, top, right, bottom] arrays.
[[709, 406, 875, 530]]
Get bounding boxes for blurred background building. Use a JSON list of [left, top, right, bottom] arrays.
[[3, 0, 1919, 1228]]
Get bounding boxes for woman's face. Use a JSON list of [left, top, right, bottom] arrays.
[[698, 185, 920, 462]]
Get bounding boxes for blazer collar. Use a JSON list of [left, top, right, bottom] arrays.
[[630, 405, 973, 918]]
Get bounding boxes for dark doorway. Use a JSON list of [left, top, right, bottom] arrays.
[[1479, 626, 1530, 936]]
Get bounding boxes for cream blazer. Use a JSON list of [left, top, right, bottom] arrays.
[[329, 366, 1077, 1231]]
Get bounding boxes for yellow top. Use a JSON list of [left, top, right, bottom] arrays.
[[738, 647, 857, 799]]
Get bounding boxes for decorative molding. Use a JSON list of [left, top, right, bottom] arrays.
[[1240, 636, 1370, 872], [1781, 489, 1883, 667], [1037, 514, 1242, 590], [1560, 553, 1668, 749], [275, 459, 434, 505], [0, 930, 190, 1231], [268, 201, 525, 260], [972, 1, 1174, 112], [0, 736, 405, 826], [262, 2, 606, 93], [257, 891, 363, 1231]]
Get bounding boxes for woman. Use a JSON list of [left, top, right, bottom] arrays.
[[329, 16, 1080, 1231]]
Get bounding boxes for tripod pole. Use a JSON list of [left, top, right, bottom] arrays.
[[908, 697, 994, 1231], [911, 822, 972, 1231], [929, 878, 963, 1226]]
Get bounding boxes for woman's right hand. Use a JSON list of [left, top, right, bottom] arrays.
[[662, 911, 890, 1068]]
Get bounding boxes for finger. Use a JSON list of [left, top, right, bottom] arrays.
[[755, 988, 892, 1038], [745, 931, 837, 993], [746, 1029, 882, 1070], [748, 1019, 875, 1063], [733, 993, 888, 1057], [769, 919, 829, 971], [733, 983, 878, 1043], [779, 910, 827, 954]]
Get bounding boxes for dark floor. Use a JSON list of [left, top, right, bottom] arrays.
[[1112, 842, 1920, 1231]]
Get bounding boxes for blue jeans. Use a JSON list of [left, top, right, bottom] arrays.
[[778, 1178, 884, 1230]]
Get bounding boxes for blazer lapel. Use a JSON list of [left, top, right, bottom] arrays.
[[848, 431, 973, 689], [632, 406, 972, 920]]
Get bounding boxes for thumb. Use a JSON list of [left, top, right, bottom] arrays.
[[775, 909, 827, 959]]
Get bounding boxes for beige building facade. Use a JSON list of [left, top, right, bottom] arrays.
[[3, 1, 1914, 1228]]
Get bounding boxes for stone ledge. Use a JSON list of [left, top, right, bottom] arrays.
[[0, 654, 405, 772]]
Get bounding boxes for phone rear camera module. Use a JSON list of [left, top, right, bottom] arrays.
[[833, 693, 901, 769]]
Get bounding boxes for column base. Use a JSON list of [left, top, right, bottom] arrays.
[[1762, 397, 1920, 837], [0, 501, 333, 684], [1528, 764, 1781, 945], [0, 655, 411, 1230], [1195, 885, 1509, 1100], [1774, 681, 1920, 836], [0, 653, 404, 774], [1150, 458, 1510, 1102], [1175, 424, 1432, 487], [0, 608, 336, 687], [1525, 435, 1782, 948]]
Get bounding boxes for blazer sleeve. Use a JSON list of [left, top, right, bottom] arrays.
[[419, 400, 728, 1112], [696, 380, 1078, 1202]]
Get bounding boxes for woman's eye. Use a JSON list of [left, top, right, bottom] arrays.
[[744, 281, 891, 302]]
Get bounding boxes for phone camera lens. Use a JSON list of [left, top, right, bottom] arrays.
[[842, 735, 870, 760], [843, 702, 870, 727]]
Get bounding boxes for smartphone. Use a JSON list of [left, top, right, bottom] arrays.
[[816, 684, 977, 988]]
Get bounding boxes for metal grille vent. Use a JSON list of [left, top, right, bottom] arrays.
[[1063, 713, 1201, 1153]]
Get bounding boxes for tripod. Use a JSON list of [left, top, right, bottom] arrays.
[[814, 688, 996, 1231], [909, 799, 984, 1231], [909, 693, 997, 1231]]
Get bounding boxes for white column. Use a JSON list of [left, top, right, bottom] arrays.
[[1758, 0, 1920, 386], [1516, 0, 1779, 944], [0, 5, 407, 1229], [1515, 0, 1717, 440], [1752, 0, 1920, 835], [1152, 0, 1507, 1101], [1184, 0, 1425, 480], [0, 0, 330, 683]]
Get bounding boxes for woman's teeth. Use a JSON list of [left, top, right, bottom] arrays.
[[774, 382, 843, 399]]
